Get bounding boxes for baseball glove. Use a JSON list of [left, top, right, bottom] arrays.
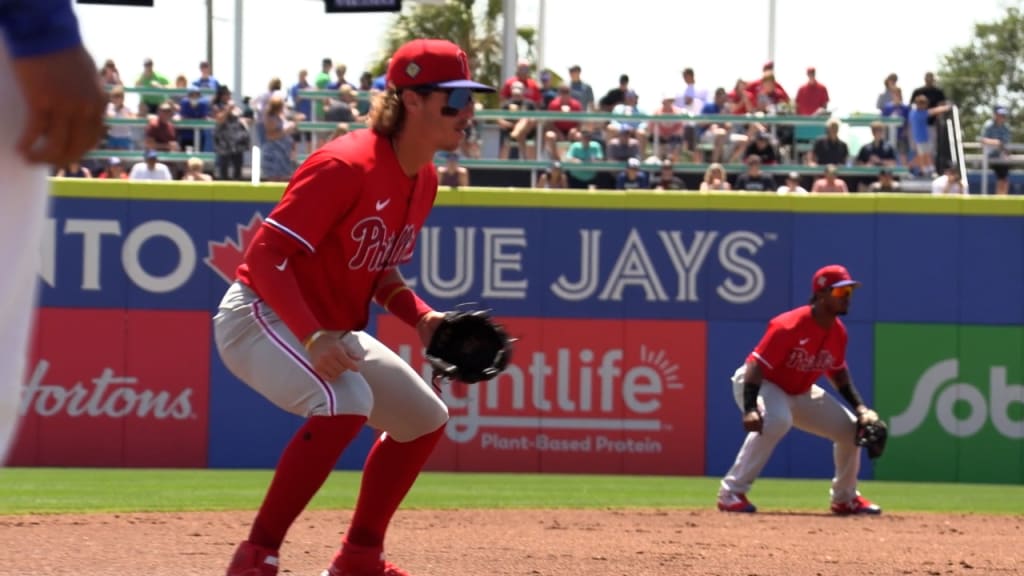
[[424, 308, 513, 384], [856, 419, 888, 460]]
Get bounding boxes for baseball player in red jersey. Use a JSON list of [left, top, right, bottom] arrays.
[[716, 265, 883, 515], [215, 39, 494, 576]]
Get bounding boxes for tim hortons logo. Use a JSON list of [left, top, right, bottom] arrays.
[[205, 212, 264, 283], [20, 360, 195, 420]]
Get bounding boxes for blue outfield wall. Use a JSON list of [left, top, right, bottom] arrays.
[[15, 180, 1022, 483]]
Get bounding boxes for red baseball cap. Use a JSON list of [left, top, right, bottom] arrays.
[[387, 38, 495, 92], [811, 264, 862, 292]]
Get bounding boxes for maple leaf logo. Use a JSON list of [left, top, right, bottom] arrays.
[[205, 212, 264, 284]]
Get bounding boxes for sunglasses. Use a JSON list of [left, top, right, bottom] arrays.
[[409, 86, 474, 117], [830, 285, 855, 298]]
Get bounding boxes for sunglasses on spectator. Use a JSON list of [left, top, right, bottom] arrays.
[[407, 86, 474, 117], [830, 286, 855, 298]]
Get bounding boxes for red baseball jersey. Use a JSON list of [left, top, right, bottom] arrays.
[[747, 305, 848, 395], [237, 129, 438, 336]]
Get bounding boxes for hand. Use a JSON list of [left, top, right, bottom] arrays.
[[307, 331, 363, 380], [416, 310, 446, 348], [11, 45, 108, 166], [857, 407, 879, 425], [742, 410, 764, 434]]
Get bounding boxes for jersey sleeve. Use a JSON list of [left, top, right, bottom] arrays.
[[748, 320, 791, 371], [0, 0, 83, 58], [262, 153, 360, 255]]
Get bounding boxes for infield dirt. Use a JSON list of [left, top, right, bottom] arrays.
[[0, 508, 1020, 575]]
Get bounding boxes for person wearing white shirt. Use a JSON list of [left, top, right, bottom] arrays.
[[130, 150, 173, 180], [931, 167, 968, 195], [777, 171, 808, 194]]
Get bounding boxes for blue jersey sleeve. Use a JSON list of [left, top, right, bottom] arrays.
[[0, 0, 83, 58]]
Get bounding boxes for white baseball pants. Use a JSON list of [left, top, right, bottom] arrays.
[[719, 364, 861, 504], [0, 42, 50, 464]]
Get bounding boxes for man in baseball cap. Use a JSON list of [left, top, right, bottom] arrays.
[[809, 264, 861, 314]]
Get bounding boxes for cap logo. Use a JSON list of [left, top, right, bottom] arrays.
[[456, 50, 469, 78], [405, 62, 421, 79], [817, 276, 827, 287]]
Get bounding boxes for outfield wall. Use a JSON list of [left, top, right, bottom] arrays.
[[8, 181, 1023, 484]]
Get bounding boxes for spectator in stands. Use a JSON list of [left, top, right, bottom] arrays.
[[325, 85, 359, 123], [652, 158, 685, 190], [497, 81, 539, 159], [699, 162, 732, 191], [105, 85, 136, 150], [728, 78, 755, 115], [327, 63, 356, 90], [650, 94, 687, 162], [372, 60, 389, 91], [500, 59, 541, 104], [260, 94, 296, 182], [811, 164, 849, 193], [329, 122, 350, 142], [212, 85, 250, 181], [910, 72, 948, 147], [315, 58, 333, 89], [676, 67, 709, 108], [178, 87, 212, 152], [563, 128, 604, 189], [699, 88, 732, 163], [856, 121, 897, 167], [129, 149, 173, 180], [100, 59, 122, 89], [777, 171, 808, 194], [734, 155, 775, 192], [750, 73, 789, 114], [748, 61, 790, 102], [438, 152, 470, 189], [909, 94, 951, 177], [355, 73, 374, 117], [980, 106, 1012, 195], [606, 125, 642, 162], [538, 70, 557, 108], [145, 102, 179, 152], [608, 91, 648, 156], [181, 157, 213, 181], [97, 157, 128, 180], [616, 157, 650, 190], [876, 73, 899, 112], [546, 85, 583, 140], [598, 74, 630, 111], [807, 117, 848, 167], [56, 161, 91, 178], [537, 160, 569, 189], [881, 87, 910, 165], [743, 131, 779, 165], [135, 57, 169, 114], [252, 77, 287, 145], [290, 69, 314, 124], [868, 168, 901, 192], [932, 166, 967, 195], [795, 67, 829, 116], [566, 65, 595, 111], [173, 74, 188, 90], [193, 61, 220, 92]]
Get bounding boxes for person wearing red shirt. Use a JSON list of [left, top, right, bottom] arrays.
[[545, 84, 582, 139], [716, 265, 883, 516], [795, 67, 830, 116], [217, 38, 495, 576]]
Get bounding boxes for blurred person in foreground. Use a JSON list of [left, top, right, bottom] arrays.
[[218, 38, 495, 576], [0, 0, 107, 463]]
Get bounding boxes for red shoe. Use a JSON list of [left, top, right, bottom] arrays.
[[831, 495, 882, 516], [717, 490, 757, 513], [226, 541, 280, 576], [321, 541, 412, 576]]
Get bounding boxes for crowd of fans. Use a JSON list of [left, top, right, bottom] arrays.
[[66, 56, 1015, 195]]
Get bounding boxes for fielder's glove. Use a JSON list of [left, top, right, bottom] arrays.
[[424, 308, 514, 384], [856, 419, 888, 460]]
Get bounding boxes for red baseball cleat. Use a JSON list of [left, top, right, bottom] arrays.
[[225, 541, 280, 576], [831, 494, 882, 516], [321, 541, 412, 576], [717, 490, 757, 513]]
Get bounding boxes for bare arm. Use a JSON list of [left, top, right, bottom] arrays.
[[827, 367, 875, 421]]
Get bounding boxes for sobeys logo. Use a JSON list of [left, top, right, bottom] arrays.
[[890, 359, 1024, 439]]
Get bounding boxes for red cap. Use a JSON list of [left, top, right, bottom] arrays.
[[811, 264, 862, 293], [763, 60, 775, 70], [387, 38, 495, 92]]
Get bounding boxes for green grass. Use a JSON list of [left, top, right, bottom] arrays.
[[1, 468, 1021, 516]]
